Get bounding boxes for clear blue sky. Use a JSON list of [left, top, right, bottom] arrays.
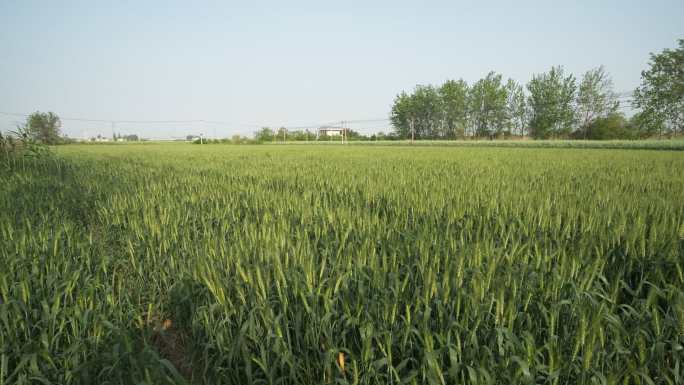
[[1, 0, 682, 139]]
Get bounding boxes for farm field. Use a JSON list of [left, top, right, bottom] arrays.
[[1, 143, 684, 385]]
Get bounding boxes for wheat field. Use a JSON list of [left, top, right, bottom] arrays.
[[1, 144, 683, 384]]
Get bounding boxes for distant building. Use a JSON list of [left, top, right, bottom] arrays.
[[317, 126, 346, 137]]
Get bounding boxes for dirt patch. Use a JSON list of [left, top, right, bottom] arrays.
[[151, 318, 193, 380]]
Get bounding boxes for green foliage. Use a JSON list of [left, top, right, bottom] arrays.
[[505, 79, 527, 137], [390, 39, 682, 141], [391, 84, 465, 139], [255, 127, 275, 142], [575, 66, 620, 138], [391, 74, 519, 140], [578, 113, 637, 140], [634, 39, 684, 136], [527, 66, 577, 139], [2, 144, 684, 384], [255, 127, 325, 143], [390, 91, 414, 138], [469, 72, 509, 137], [122, 134, 140, 141], [438, 79, 469, 138], [23, 111, 63, 145], [408, 85, 441, 139], [0, 131, 19, 160], [192, 136, 258, 145], [630, 110, 666, 138], [0, 126, 53, 167]]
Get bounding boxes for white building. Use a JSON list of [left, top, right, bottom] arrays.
[[318, 126, 347, 137]]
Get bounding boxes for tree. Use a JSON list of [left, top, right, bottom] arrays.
[[24, 111, 62, 144], [468, 72, 509, 138], [255, 127, 274, 142], [390, 86, 441, 139], [286, 129, 308, 141], [390, 91, 413, 138], [438, 79, 469, 138], [576, 66, 619, 138], [633, 39, 684, 136], [411, 85, 441, 138], [527, 66, 576, 139], [582, 113, 636, 140], [276, 127, 287, 142], [506, 79, 528, 137], [343, 129, 366, 141], [629, 110, 664, 138]]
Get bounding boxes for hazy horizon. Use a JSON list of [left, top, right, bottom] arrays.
[[1, 0, 682, 139]]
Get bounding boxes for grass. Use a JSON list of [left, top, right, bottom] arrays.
[[1, 143, 683, 384]]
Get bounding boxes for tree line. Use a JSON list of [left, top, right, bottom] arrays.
[[391, 39, 683, 140]]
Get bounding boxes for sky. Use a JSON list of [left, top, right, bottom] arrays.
[[1, 0, 682, 139]]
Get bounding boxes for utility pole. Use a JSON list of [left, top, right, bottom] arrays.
[[200, 133, 203, 144]]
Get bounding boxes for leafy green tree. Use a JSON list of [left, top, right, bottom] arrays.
[[629, 110, 664, 138], [411, 85, 441, 138], [390, 86, 441, 139], [24, 111, 62, 144], [341, 129, 366, 141], [527, 66, 576, 139], [505, 79, 528, 137], [287, 130, 303, 141], [576, 66, 619, 138], [633, 39, 684, 136], [276, 127, 287, 141], [438, 79, 469, 138], [583, 113, 636, 139], [255, 127, 275, 142], [468, 72, 509, 138], [283, 130, 317, 141], [390, 91, 413, 138]]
